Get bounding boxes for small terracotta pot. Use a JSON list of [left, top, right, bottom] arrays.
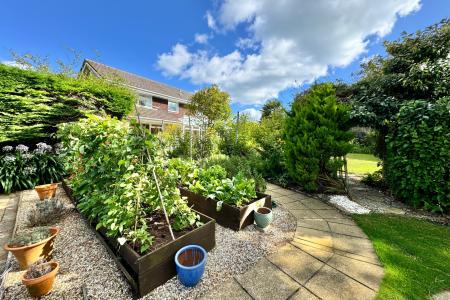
[[22, 261, 59, 298], [4, 227, 60, 269], [35, 183, 58, 200]]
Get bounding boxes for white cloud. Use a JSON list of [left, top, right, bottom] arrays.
[[205, 11, 217, 31], [240, 108, 262, 121], [1, 60, 28, 69], [195, 33, 209, 44], [156, 44, 192, 76], [236, 38, 259, 51], [158, 0, 421, 104]]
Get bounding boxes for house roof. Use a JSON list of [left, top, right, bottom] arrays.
[[82, 59, 192, 102]]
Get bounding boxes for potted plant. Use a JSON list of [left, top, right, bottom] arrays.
[[175, 245, 207, 287], [4, 227, 60, 269], [35, 183, 58, 200], [22, 259, 59, 297], [254, 207, 273, 229]]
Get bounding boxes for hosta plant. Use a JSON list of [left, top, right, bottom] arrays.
[[58, 115, 200, 254]]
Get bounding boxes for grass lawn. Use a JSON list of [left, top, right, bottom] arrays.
[[353, 214, 450, 300], [346, 153, 381, 175]]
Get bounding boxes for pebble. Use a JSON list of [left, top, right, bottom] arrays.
[[2, 186, 296, 299]]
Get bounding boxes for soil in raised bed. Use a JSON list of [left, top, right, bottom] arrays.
[[128, 212, 195, 254]]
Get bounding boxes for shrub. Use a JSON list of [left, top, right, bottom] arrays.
[[385, 100, 450, 212], [361, 169, 388, 190], [255, 109, 287, 183], [58, 115, 200, 254], [0, 63, 135, 144], [0, 143, 64, 193], [284, 83, 353, 191]]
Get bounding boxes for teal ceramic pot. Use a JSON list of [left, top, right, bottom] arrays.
[[254, 207, 273, 229]]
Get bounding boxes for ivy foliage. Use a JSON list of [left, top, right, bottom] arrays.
[[385, 100, 450, 213], [58, 115, 200, 254], [284, 83, 353, 191], [0, 63, 135, 144]]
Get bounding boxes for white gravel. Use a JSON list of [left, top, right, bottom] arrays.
[[2, 186, 296, 300], [329, 195, 371, 214]]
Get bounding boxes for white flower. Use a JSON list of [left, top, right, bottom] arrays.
[[2, 146, 13, 152], [34, 142, 53, 154], [22, 153, 34, 160], [23, 166, 37, 175], [3, 155, 16, 163], [15, 144, 29, 153]]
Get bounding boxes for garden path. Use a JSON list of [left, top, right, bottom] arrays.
[[203, 183, 384, 300], [0, 192, 20, 270]]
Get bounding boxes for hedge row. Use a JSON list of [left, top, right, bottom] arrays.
[[0, 64, 136, 145], [385, 99, 450, 213]]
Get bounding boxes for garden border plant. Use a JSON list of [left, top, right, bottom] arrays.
[[58, 115, 216, 296]]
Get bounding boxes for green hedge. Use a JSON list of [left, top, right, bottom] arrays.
[[385, 100, 450, 212], [0, 64, 135, 144]]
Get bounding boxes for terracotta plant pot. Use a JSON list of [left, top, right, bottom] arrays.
[[254, 207, 273, 229], [35, 183, 58, 200], [4, 227, 60, 269], [22, 261, 59, 298]]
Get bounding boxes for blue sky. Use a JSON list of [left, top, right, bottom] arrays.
[[1, 0, 448, 118]]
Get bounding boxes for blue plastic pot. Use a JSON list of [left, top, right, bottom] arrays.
[[254, 207, 273, 228], [175, 245, 207, 287]]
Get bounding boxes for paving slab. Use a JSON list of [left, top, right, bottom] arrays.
[[282, 201, 309, 210], [328, 221, 368, 238], [289, 209, 322, 219], [199, 278, 252, 300], [203, 184, 383, 300], [295, 227, 334, 248], [290, 287, 320, 299], [296, 219, 330, 232], [267, 244, 324, 284], [235, 258, 300, 300], [312, 209, 348, 219], [305, 264, 376, 300], [0, 192, 19, 268], [326, 254, 384, 290]]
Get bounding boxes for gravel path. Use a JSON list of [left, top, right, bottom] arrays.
[[2, 186, 295, 299]]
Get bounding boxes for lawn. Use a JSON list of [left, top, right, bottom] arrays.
[[346, 153, 381, 175], [353, 214, 450, 300]]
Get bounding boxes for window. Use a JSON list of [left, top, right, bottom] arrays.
[[139, 96, 152, 108], [168, 101, 179, 113], [151, 125, 162, 134]]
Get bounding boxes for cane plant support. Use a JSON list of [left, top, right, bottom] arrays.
[[133, 102, 175, 241]]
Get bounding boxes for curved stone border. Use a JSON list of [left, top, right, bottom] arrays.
[[203, 183, 384, 300]]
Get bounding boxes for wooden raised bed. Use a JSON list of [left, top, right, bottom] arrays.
[[61, 180, 216, 298], [179, 187, 272, 231]]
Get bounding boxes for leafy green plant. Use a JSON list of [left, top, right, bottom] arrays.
[[58, 115, 200, 254], [361, 169, 388, 190], [201, 154, 266, 192], [0, 143, 64, 193], [189, 165, 257, 208], [9, 227, 52, 247], [385, 100, 450, 212], [284, 83, 353, 192]]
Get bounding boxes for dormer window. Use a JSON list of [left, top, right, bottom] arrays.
[[168, 101, 179, 113], [139, 96, 152, 108]]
